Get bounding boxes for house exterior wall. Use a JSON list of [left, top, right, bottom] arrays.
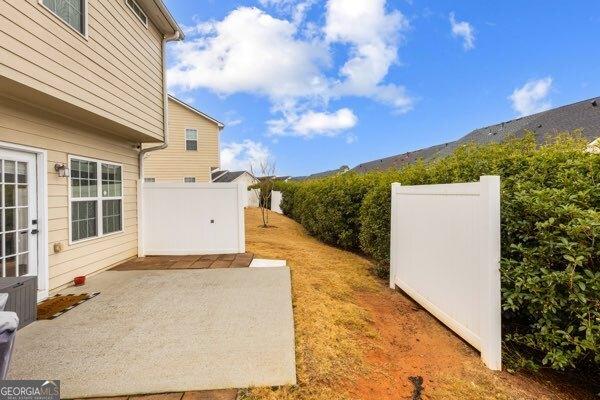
[[0, 96, 139, 291], [0, 0, 165, 142], [144, 99, 221, 182]]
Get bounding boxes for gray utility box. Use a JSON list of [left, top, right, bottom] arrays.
[[0, 277, 37, 329]]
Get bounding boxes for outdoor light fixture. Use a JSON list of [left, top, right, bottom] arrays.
[[54, 163, 70, 177]]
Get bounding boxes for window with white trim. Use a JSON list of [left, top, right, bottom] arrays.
[[125, 0, 148, 27], [41, 0, 86, 34], [70, 157, 123, 242], [184, 177, 196, 183], [185, 129, 198, 151]]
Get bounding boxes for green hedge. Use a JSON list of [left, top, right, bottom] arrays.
[[277, 134, 600, 372]]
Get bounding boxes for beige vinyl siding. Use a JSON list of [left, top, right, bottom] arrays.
[[0, 0, 165, 141], [0, 96, 139, 291], [144, 99, 221, 182]]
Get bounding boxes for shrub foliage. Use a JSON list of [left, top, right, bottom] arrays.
[[277, 134, 600, 372]]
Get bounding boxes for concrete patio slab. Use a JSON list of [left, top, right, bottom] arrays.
[[9, 268, 296, 398]]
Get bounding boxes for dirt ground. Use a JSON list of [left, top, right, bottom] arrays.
[[243, 208, 593, 400]]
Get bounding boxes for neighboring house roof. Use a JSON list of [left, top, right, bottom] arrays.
[[212, 170, 257, 183], [291, 165, 350, 181], [168, 95, 225, 129], [353, 96, 600, 173]]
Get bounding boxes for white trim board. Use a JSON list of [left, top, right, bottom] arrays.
[[0, 141, 49, 302]]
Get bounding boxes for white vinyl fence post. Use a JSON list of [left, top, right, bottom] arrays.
[[479, 175, 502, 370], [237, 182, 246, 253], [137, 179, 145, 257], [389, 182, 401, 289]]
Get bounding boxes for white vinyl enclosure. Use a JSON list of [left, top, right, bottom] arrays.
[[389, 176, 501, 370], [139, 182, 245, 256], [271, 190, 283, 214]]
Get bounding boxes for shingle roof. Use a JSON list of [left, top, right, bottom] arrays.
[[291, 165, 350, 181], [352, 96, 600, 173], [212, 170, 251, 182]]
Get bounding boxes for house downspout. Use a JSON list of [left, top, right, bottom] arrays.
[[137, 31, 181, 257], [139, 31, 181, 178]]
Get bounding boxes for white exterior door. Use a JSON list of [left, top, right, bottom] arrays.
[[0, 149, 38, 279]]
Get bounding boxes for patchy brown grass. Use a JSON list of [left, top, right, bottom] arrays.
[[242, 208, 593, 400]]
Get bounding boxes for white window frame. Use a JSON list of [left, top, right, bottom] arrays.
[[125, 0, 148, 28], [38, 0, 89, 39], [67, 155, 124, 245], [184, 177, 196, 183], [185, 128, 198, 151]]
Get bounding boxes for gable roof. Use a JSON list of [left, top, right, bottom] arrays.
[[212, 170, 256, 183], [168, 95, 224, 129], [291, 165, 350, 181], [353, 96, 600, 173]]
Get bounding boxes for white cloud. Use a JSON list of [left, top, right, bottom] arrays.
[[268, 108, 358, 137], [345, 133, 358, 144], [509, 77, 553, 116], [168, 1, 413, 139], [325, 0, 413, 112], [220, 140, 271, 171], [168, 7, 329, 100], [449, 12, 475, 50], [224, 118, 242, 127]]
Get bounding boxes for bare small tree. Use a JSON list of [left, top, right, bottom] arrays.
[[251, 160, 276, 228]]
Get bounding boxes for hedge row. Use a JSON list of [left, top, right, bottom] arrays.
[[276, 134, 600, 372]]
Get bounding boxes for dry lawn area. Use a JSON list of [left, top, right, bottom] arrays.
[[242, 208, 592, 400]]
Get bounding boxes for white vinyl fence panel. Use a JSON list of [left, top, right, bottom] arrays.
[[140, 182, 245, 256], [389, 176, 501, 370], [271, 190, 283, 214], [247, 189, 261, 208]]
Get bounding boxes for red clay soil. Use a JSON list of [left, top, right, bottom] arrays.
[[342, 291, 475, 399], [343, 290, 595, 400]]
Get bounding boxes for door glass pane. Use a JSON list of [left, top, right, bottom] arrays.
[[17, 185, 27, 206], [0, 233, 3, 257], [4, 161, 15, 183], [17, 162, 27, 183], [18, 208, 27, 230], [18, 231, 28, 253], [4, 209, 15, 232], [5, 232, 15, 256], [18, 253, 28, 276], [5, 185, 15, 207], [5, 257, 16, 277]]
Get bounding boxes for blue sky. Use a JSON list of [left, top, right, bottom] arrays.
[[163, 0, 600, 176]]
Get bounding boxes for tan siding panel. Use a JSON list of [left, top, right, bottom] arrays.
[[1, 0, 165, 139], [0, 1, 163, 112], [0, 97, 139, 291], [144, 100, 221, 182], [0, 12, 163, 122]]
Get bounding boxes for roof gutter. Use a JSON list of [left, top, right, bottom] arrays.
[[138, 31, 181, 179], [153, 0, 185, 40]]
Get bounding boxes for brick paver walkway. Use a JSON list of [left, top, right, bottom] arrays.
[[111, 253, 254, 271]]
